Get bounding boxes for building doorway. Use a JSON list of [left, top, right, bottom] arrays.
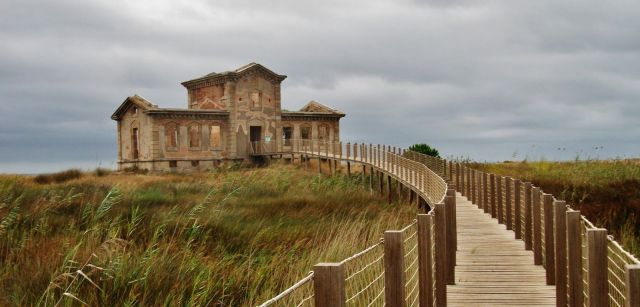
[[250, 126, 262, 153]]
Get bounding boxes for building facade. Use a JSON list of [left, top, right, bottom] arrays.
[[111, 63, 345, 171]]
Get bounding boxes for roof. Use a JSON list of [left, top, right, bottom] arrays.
[[111, 95, 230, 120], [181, 62, 287, 89], [110, 95, 157, 120], [298, 100, 344, 115], [282, 101, 345, 119]]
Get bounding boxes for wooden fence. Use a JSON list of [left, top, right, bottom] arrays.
[[255, 140, 640, 307]]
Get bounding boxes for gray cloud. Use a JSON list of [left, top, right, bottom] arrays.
[[1, 0, 639, 173]]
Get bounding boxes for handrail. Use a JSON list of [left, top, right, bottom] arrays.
[[255, 139, 451, 307], [249, 139, 447, 206], [405, 149, 640, 307], [258, 142, 640, 307]]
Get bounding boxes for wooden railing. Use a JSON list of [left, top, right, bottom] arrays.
[[407, 150, 640, 307], [256, 141, 640, 307], [255, 140, 453, 307]]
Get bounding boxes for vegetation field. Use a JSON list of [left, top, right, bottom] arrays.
[[0, 162, 416, 306], [472, 159, 640, 257]]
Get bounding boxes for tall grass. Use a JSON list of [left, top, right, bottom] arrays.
[[0, 162, 416, 306], [473, 159, 640, 257]]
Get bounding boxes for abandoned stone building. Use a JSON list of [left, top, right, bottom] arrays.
[[111, 63, 345, 171]]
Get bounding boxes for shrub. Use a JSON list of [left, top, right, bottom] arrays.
[[34, 169, 82, 184], [408, 143, 441, 158], [95, 168, 113, 177]]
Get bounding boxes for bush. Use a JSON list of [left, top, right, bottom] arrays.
[[34, 169, 83, 184], [95, 168, 113, 177], [408, 143, 440, 158]]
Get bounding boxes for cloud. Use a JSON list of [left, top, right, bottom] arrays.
[[1, 0, 639, 173]]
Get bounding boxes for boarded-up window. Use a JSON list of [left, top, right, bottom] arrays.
[[282, 127, 293, 146], [301, 126, 310, 139], [189, 124, 200, 148], [165, 122, 178, 149], [251, 91, 261, 108], [210, 125, 221, 149]]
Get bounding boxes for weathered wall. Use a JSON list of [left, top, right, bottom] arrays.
[[280, 119, 340, 144], [188, 84, 226, 110], [232, 74, 282, 157], [152, 117, 230, 160], [118, 105, 153, 163]]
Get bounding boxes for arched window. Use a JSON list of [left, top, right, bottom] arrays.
[[165, 122, 178, 150], [188, 123, 201, 148]]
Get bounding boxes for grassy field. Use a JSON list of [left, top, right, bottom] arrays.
[[472, 159, 640, 257], [0, 162, 417, 306]]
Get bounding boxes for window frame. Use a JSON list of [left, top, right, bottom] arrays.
[[209, 124, 223, 150], [165, 122, 179, 151], [188, 122, 201, 150]]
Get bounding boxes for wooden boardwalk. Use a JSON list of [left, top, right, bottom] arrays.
[[447, 192, 555, 306]]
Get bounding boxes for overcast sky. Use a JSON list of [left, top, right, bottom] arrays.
[[1, 0, 639, 173]]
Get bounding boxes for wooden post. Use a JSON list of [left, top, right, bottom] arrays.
[[587, 228, 607, 307], [554, 201, 567, 306], [379, 171, 384, 196], [505, 177, 512, 230], [497, 176, 503, 224], [490, 174, 496, 218], [318, 156, 322, 174], [471, 170, 476, 205], [455, 163, 460, 192], [384, 230, 406, 307], [466, 167, 471, 198], [346, 161, 351, 177], [387, 175, 392, 204], [483, 172, 489, 213], [626, 264, 640, 307], [435, 202, 447, 306], [532, 187, 542, 265], [514, 179, 522, 239], [566, 210, 583, 307], [524, 182, 533, 250], [446, 190, 457, 281], [543, 194, 555, 285], [417, 214, 434, 307], [313, 263, 345, 307], [369, 166, 374, 192]]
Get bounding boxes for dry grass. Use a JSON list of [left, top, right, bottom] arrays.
[[0, 161, 416, 306], [472, 159, 640, 257]]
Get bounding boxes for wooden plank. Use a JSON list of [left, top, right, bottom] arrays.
[[435, 203, 448, 306], [514, 179, 522, 239], [626, 264, 640, 307], [384, 230, 405, 307], [532, 187, 542, 265], [543, 194, 555, 285], [587, 228, 607, 307], [313, 263, 345, 307], [554, 201, 567, 306], [417, 214, 434, 307], [448, 194, 556, 305], [566, 210, 583, 307], [524, 182, 533, 250]]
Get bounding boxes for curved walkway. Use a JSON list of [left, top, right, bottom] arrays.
[[448, 192, 555, 306]]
